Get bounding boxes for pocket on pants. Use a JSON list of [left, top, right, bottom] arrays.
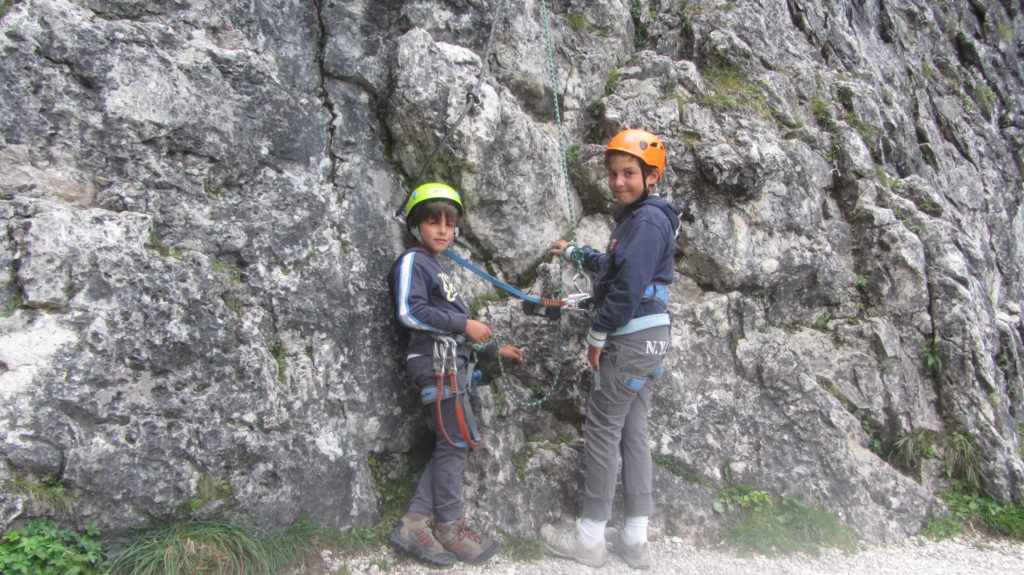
[[621, 374, 647, 391]]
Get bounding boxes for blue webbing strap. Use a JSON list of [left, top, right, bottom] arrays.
[[444, 249, 546, 305]]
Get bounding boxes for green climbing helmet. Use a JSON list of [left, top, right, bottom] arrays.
[[403, 182, 465, 218]]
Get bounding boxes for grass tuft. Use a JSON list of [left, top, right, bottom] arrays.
[[110, 516, 272, 575], [499, 534, 546, 561]]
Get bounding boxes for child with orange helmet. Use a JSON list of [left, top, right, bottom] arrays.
[[543, 130, 679, 569]]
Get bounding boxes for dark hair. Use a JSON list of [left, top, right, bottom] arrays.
[[407, 199, 461, 231], [604, 150, 656, 181]]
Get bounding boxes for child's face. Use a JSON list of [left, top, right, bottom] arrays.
[[606, 153, 659, 206], [414, 212, 457, 256]]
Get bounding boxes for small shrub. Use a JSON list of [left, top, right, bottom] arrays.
[[719, 493, 855, 556], [810, 93, 833, 130], [629, 0, 650, 50], [1, 0, 22, 19], [919, 514, 964, 540], [854, 410, 885, 455], [699, 62, 771, 119], [0, 519, 108, 575], [941, 483, 1024, 541], [511, 448, 532, 481], [856, 275, 870, 295]]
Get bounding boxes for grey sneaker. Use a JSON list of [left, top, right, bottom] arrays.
[[540, 521, 609, 568], [607, 526, 651, 570], [389, 512, 457, 566]]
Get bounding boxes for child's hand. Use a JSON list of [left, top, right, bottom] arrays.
[[550, 239, 570, 256], [465, 319, 493, 343], [587, 345, 602, 371], [499, 345, 525, 364]]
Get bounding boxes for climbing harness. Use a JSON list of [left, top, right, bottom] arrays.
[[431, 336, 481, 449]]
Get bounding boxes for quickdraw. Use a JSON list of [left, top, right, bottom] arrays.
[[433, 336, 481, 449]]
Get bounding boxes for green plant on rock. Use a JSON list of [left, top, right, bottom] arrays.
[[655, 454, 716, 487], [856, 275, 870, 296], [699, 62, 771, 119], [629, 0, 651, 49], [890, 429, 938, 474], [367, 453, 422, 531], [4, 475, 70, 512], [812, 310, 834, 332], [270, 341, 288, 384], [854, 410, 885, 455], [511, 447, 532, 481], [182, 475, 235, 515], [0, 519, 108, 575], [2, 296, 22, 317], [604, 67, 621, 96], [469, 292, 504, 315], [567, 12, 589, 31], [714, 486, 855, 556], [920, 338, 943, 377], [942, 431, 983, 492]]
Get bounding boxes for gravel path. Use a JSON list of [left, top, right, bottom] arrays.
[[314, 534, 1024, 575]]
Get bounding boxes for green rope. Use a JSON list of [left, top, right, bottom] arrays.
[[479, 1, 584, 411]]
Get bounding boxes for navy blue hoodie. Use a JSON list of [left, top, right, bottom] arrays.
[[388, 247, 495, 365], [575, 194, 680, 334]]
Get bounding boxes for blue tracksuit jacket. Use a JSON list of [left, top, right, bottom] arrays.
[[575, 194, 680, 335], [388, 247, 495, 368]]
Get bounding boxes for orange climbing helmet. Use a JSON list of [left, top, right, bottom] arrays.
[[605, 129, 666, 176]]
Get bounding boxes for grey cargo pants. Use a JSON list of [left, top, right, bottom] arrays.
[[582, 324, 670, 521]]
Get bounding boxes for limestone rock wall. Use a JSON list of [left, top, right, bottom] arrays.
[[1, 0, 1022, 543]]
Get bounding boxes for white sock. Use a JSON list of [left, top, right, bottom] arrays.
[[577, 517, 607, 548], [623, 516, 648, 545]]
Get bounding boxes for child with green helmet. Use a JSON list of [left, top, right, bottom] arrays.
[[542, 130, 680, 569], [387, 182, 525, 566]]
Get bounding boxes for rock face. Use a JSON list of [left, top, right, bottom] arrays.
[[1, 0, 1022, 544]]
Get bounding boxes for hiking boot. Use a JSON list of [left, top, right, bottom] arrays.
[[607, 526, 651, 570], [389, 512, 456, 566], [433, 518, 500, 564], [540, 521, 609, 568]]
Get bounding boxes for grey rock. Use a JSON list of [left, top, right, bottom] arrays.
[[1, 0, 1022, 547]]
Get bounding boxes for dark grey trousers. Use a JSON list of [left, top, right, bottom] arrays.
[[581, 324, 670, 521], [406, 355, 470, 523]]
